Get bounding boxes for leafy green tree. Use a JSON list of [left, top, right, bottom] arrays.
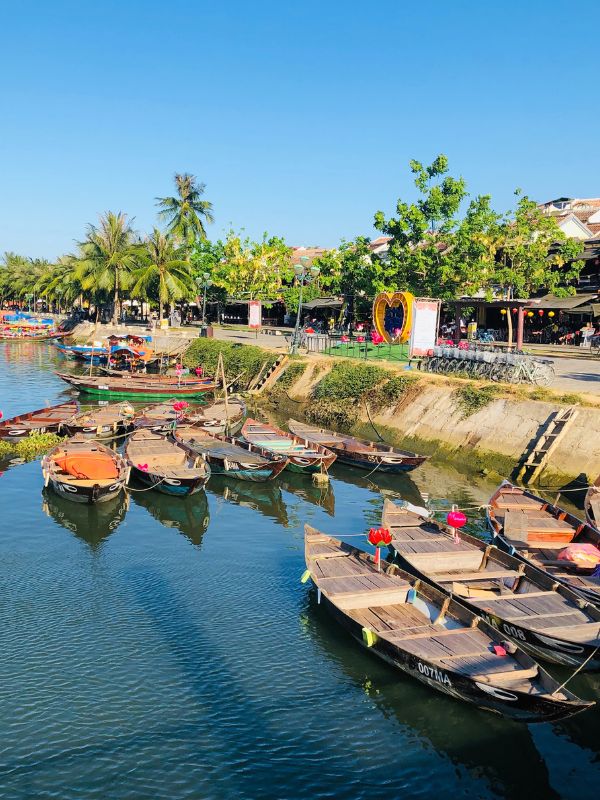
[[374, 155, 467, 297], [312, 236, 397, 324], [35, 254, 82, 312], [133, 229, 193, 323], [209, 231, 293, 301], [156, 173, 214, 256], [77, 211, 140, 324], [495, 192, 584, 298]]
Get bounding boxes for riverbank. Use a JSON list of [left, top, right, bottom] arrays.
[[260, 355, 600, 485]]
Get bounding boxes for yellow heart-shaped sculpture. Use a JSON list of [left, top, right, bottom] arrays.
[[372, 291, 414, 343]]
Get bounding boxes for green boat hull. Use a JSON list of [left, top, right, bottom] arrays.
[[76, 385, 211, 400]]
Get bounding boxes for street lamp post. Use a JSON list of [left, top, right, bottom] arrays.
[[290, 256, 320, 354], [196, 273, 212, 325]]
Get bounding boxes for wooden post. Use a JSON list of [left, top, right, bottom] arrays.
[[217, 352, 230, 430], [454, 304, 462, 343], [517, 307, 525, 350]]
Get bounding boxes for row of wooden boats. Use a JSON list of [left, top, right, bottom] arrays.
[[303, 483, 600, 723]]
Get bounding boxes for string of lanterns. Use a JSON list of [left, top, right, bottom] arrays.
[[499, 308, 556, 318]]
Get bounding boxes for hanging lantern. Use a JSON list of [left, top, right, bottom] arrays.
[[446, 511, 467, 529], [511, 308, 517, 314], [548, 311, 555, 318], [538, 309, 544, 316], [500, 309, 507, 315], [527, 311, 534, 318]]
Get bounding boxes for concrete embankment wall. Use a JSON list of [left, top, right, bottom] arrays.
[[277, 362, 600, 484]]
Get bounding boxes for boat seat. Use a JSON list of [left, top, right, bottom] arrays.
[[433, 569, 521, 583]]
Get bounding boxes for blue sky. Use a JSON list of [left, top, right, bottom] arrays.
[[1, 0, 599, 258]]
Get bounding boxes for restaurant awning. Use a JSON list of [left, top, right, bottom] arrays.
[[535, 293, 598, 310], [302, 297, 343, 310]]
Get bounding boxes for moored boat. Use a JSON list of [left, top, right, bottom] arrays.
[[241, 418, 336, 474], [134, 398, 246, 435], [0, 401, 78, 440], [124, 429, 210, 496], [56, 372, 217, 399], [42, 437, 128, 504], [382, 499, 600, 668], [488, 481, 600, 606], [288, 419, 427, 473], [172, 426, 288, 482], [303, 525, 592, 722], [60, 402, 136, 438], [584, 476, 600, 529]]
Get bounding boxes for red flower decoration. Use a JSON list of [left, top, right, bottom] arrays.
[[172, 401, 190, 413], [138, 463, 149, 472], [368, 527, 393, 547]]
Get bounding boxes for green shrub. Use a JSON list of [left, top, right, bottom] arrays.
[[313, 362, 386, 401], [276, 362, 307, 390], [305, 399, 358, 429], [0, 432, 66, 463], [366, 374, 417, 409], [183, 339, 278, 389], [559, 393, 582, 406], [454, 384, 499, 418]]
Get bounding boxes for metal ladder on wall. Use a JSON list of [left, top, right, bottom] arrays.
[[516, 406, 579, 485]]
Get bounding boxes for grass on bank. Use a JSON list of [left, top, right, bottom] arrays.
[[183, 339, 278, 389], [0, 433, 65, 463]]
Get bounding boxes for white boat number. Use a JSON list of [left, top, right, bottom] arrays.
[[481, 614, 525, 641], [417, 662, 451, 686]]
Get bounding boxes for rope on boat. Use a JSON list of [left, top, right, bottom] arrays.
[[364, 400, 385, 442], [125, 477, 167, 493], [552, 644, 600, 696]]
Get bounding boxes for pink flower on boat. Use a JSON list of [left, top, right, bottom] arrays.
[[137, 463, 149, 471]]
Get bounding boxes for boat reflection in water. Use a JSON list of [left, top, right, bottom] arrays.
[[131, 488, 210, 547], [279, 471, 335, 517], [207, 477, 289, 527], [41, 488, 128, 548], [300, 591, 566, 799], [330, 462, 424, 506]]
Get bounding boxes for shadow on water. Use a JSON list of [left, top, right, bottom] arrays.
[[300, 592, 562, 800], [131, 487, 210, 547], [206, 476, 290, 526], [41, 488, 128, 549], [279, 470, 335, 516]]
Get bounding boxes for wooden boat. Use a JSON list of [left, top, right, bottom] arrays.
[[100, 368, 211, 385], [134, 398, 246, 435], [173, 426, 288, 482], [304, 526, 591, 722], [241, 418, 336, 474], [584, 476, 600, 529], [42, 436, 128, 504], [382, 499, 600, 668], [0, 401, 78, 440], [488, 482, 600, 606], [288, 419, 427, 473], [124, 429, 210, 496], [56, 372, 217, 399], [60, 402, 136, 438]]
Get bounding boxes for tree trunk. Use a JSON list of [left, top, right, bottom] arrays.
[[112, 270, 119, 325]]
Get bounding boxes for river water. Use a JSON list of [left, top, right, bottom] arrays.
[[0, 340, 598, 800]]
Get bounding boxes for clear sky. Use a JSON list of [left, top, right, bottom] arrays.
[[1, 0, 599, 258]]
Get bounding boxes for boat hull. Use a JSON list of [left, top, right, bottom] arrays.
[[47, 476, 125, 504], [331, 450, 427, 473], [320, 591, 588, 722], [130, 466, 207, 497]]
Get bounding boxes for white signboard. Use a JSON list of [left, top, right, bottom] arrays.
[[409, 299, 440, 357], [248, 300, 262, 329]]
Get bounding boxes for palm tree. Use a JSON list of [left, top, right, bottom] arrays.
[[156, 173, 214, 254], [77, 212, 139, 324], [133, 229, 194, 323]]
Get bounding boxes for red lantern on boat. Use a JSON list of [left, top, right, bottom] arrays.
[[368, 527, 393, 547], [446, 510, 467, 529]]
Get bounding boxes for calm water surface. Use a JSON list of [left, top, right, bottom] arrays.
[[0, 341, 598, 800]]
